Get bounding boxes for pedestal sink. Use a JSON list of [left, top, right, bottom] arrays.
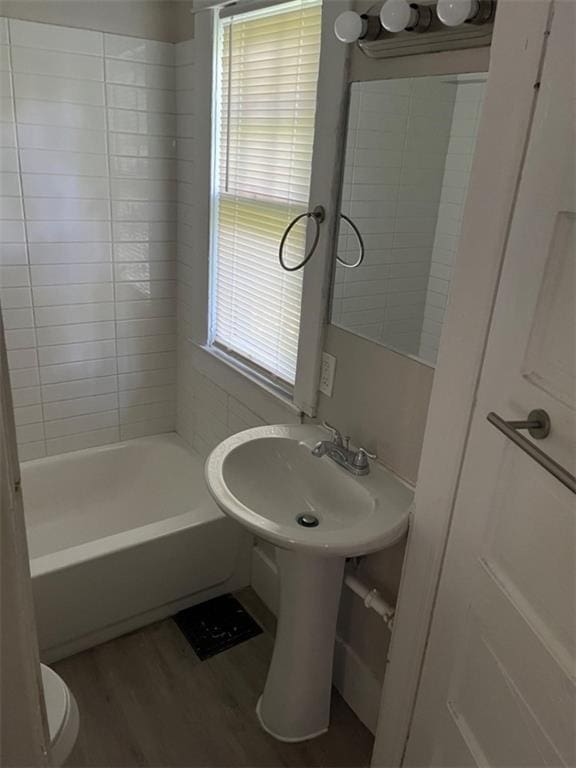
[[205, 424, 413, 742]]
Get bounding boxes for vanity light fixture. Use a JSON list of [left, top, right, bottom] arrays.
[[334, 10, 380, 43], [379, 0, 432, 34], [436, 0, 494, 27]]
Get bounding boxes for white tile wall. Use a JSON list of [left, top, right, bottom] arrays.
[[0, 18, 177, 459], [333, 77, 457, 356], [419, 75, 485, 364]]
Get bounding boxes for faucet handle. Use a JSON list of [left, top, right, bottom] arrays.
[[352, 447, 377, 471], [322, 421, 344, 446]]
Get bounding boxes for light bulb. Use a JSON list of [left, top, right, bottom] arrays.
[[436, 0, 480, 26], [334, 11, 367, 43], [379, 0, 419, 33]]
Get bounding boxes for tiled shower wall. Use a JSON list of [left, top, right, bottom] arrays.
[[332, 77, 456, 355], [419, 75, 485, 363], [0, 18, 178, 460]]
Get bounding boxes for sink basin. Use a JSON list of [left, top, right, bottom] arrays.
[[205, 424, 413, 743], [205, 424, 413, 557]]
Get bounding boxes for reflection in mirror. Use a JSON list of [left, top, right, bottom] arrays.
[[331, 74, 486, 366]]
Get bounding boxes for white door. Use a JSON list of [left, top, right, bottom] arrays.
[[404, 1, 575, 766]]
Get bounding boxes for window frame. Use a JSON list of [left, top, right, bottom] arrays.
[[189, 0, 350, 417]]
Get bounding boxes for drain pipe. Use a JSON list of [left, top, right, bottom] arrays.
[[344, 569, 396, 630]]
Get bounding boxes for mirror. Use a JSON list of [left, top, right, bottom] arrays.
[[330, 73, 487, 366]]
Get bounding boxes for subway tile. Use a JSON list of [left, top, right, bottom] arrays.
[[111, 178, 177, 202], [113, 242, 175, 263], [0, 244, 27, 266], [8, 348, 38, 370], [0, 148, 18, 173], [109, 133, 176, 159], [30, 263, 112, 286], [1, 286, 32, 308], [20, 149, 108, 178], [12, 385, 41, 407], [117, 335, 176, 356], [27, 221, 111, 244], [0, 265, 29, 287], [40, 358, 117, 385], [0, 197, 24, 220], [10, 367, 39, 389], [116, 298, 175, 320], [38, 341, 115, 368], [106, 84, 176, 114], [14, 403, 43, 425], [36, 321, 115, 347], [28, 242, 112, 264], [11, 46, 104, 81], [44, 409, 118, 439], [0, 123, 17, 148], [105, 59, 175, 91], [13, 73, 105, 106], [175, 40, 194, 67], [18, 125, 107, 154], [110, 156, 175, 180], [42, 375, 118, 403], [17, 421, 45, 444], [116, 317, 175, 338], [2, 307, 34, 329], [115, 281, 176, 301], [43, 392, 118, 421], [120, 400, 175, 424], [119, 384, 175, 408], [112, 201, 175, 223], [22, 174, 109, 199], [104, 34, 174, 66], [120, 415, 173, 441], [16, 100, 106, 130], [35, 302, 114, 327], [117, 351, 175, 373], [0, 44, 9, 71], [25, 198, 110, 222], [5, 328, 36, 349], [113, 221, 175, 242], [18, 440, 47, 461], [0, 20, 8, 45], [10, 20, 102, 55], [107, 108, 176, 136], [32, 282, 113, 306], [46, 426, 119, 456], [119, 368, 175, 391], [0, 173, 21, 197], [0, 220, 26, 243]]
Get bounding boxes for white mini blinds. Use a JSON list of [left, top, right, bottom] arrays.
[[211, 0, 322, 386]]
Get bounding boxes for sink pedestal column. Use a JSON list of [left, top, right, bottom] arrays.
[[257, 549, 345, 742]]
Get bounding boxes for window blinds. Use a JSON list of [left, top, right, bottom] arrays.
[[212, 0, 322, 386]]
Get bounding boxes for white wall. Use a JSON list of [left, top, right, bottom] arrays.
[[0, 19, 177, 460], [419, 75, 486, 363], [333, 77, 456, 355]]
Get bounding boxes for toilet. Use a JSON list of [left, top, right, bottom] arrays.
[[41, 664, 79, 765]]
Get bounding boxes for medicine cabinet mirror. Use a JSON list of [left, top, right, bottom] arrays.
[[330, 73, 487, 365]]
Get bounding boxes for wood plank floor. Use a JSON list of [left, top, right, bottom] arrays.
[[55, 589, 373, 767]]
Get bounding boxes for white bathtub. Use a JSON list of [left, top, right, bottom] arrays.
[[22, 433, 250, 662]]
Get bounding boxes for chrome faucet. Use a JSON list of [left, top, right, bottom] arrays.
[[311, 422, 376, 476]]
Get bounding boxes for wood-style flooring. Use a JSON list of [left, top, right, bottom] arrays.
[[55, 589, 373, 767]]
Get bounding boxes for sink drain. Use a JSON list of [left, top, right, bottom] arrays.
[[296, 513, 319, 528]]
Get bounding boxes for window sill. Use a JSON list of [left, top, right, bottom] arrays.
[[189, 341, 303, 425]]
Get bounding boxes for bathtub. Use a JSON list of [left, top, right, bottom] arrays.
[[22, 433, 250, 662]]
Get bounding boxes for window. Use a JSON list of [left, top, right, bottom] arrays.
[[211, 0, 322, 387]]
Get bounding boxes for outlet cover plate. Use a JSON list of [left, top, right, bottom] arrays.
[[319, 352, 336, 397]]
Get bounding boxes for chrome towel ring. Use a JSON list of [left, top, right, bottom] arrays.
[[336, 213, 365, 269], [278, 205, 325, 272]]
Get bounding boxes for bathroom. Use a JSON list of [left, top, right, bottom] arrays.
[[1, 0, 573, 765]]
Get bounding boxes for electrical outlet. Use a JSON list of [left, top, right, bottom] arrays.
[[319, 352, 336, 397]]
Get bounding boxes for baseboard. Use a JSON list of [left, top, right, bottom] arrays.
[[250, 544, 381, 734]]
